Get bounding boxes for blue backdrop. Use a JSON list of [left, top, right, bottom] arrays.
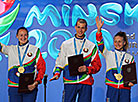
[[0, 0, 138, 102]]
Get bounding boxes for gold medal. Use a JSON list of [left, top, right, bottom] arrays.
[[114, 73, 123, 80], [18, 66, 25, 73]]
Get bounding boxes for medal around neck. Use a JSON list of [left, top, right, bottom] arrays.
[[18, 66, 25, 73], [114, 73, 123, 80]]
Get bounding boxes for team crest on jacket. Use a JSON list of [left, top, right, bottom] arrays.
[[125, 59, 129, 64], [27, 52, 32, 57], [83, 48, 89, 53]]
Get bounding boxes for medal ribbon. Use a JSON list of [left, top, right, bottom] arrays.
[[18, 44, 29, 66], [74, 38, 86, 55], [115, 51, 126, 74]]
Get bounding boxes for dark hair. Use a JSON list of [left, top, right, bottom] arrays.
[[114, 31, 128, 50], [75, 19, 87, 28], [16, 27, 28, 35]]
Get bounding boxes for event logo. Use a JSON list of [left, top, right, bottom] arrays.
[[0, 0, 20, 35], [0, 0, 20, 61], [24, 1, 138, 59], [0, 0, 15, 15]]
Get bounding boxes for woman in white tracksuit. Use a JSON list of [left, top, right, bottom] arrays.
[[96, 16, 135, 102]]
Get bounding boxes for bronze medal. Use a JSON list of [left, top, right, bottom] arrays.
[[18, 66, 25, 73], [114, 73, 123, 80]]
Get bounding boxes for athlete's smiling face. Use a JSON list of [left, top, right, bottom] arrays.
[[16, 29, 28, 45], [75, 22, 87, 39], [114, 36, 126, 50]]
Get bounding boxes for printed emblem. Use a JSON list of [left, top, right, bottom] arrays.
[[27, 52, 32, 57], [83, 48, 88, 53], [127, 67, 131, 73], [125, 59, 129, 64]]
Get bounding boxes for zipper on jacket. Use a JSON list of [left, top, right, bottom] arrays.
[[117, 80, 120, 88], [77, 75, 79, 83]]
